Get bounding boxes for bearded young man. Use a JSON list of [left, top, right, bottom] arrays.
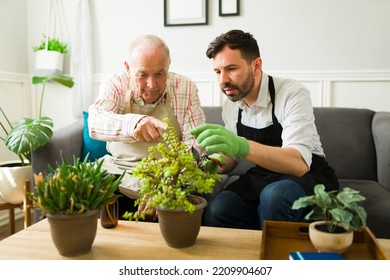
[[191, 29, 339, 229]]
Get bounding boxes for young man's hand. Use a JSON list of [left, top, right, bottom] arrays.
[[191, 124, 249, 158]]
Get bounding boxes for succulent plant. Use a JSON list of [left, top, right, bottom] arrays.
[[29, 154, 124, 215]]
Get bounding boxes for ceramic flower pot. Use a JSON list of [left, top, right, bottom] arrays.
[[46, 209, 99, 257], [34, 50, 64, 76], [309, 221, 354, 253], [157, 195, 207, 248], [0, 161, 32, 204]]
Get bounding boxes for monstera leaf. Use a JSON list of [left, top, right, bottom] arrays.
[[5, 116, 53, 163]]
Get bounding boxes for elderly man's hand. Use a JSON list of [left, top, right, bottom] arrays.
[[134, 116, 168, 142], [137, 196, 158, 221], [191, 124, 249, 158]]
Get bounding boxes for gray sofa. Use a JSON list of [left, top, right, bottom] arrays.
[[32, 107, 390, 238]]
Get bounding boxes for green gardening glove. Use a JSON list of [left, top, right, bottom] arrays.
[[191, 124, 250, 158]]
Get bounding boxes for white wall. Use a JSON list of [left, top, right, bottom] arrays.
[[0, 0, 28, 73], [0, 0, 29, 162], [1, 0, 390, 162]]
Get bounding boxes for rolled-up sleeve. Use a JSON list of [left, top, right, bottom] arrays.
[[88, 73, 142, 143]]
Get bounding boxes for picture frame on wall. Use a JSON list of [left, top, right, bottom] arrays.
[[164, 0, 208, 26], [219, 0, 240, 17]]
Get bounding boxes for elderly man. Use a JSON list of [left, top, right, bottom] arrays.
[[88, 35, 206, 215]]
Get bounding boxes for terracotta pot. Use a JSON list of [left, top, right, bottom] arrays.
[[157, 195, 207, 248], [309, 221, 353, 253], [0, 161, 32, 204], [46, 209, 99, 257]]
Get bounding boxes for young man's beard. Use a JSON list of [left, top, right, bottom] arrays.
[[222, 70, 255, 102]]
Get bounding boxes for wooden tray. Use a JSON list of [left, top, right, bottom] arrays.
[[260, 221, 389, 260]]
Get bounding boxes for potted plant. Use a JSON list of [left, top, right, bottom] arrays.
[[292, 184, 367, 253], [28, 154, 124, 257], [0, 75, 74, 204], [123, 118, 223, 248], [33, 34, 68, 76]]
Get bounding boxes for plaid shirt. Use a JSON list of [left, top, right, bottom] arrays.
[[88, 71, 206, 152]]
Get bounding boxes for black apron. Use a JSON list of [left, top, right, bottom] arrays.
[[225, 76, 339, 200]]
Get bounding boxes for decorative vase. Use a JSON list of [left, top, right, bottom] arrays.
[[46, 209, 99, 257], [309, 221, 354, 253], [157, 195, 207, 248], [0, 161, 32, 204]]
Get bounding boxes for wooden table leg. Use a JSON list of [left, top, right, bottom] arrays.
[[8, 208, 16, 234], [23, 180, 32, 228], [0, 180, 32, 234]]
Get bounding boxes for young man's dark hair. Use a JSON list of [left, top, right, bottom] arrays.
[[206, 29, 260, 63]]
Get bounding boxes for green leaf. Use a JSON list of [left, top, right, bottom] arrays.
[[32, 75, 74, 88], [5, 116, 53, 156], [337, 187, 366, 207]]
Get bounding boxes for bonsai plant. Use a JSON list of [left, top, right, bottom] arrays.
[[28, 153, 124, 256], [292, 184, 367, 253], [123, 118, 223, 248], [0, 75, 74, 204]]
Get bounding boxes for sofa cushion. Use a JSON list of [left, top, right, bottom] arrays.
[[314, 108, 377, 181], [339, 179, 390, 238], [81, 111, 108, 161], [372, 112, 390, 190]]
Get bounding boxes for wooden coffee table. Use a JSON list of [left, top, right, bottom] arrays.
[[0, 219, 262, 260], [1, 219, 389, 260]]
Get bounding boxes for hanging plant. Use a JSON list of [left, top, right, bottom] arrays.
[[32, 34, 68, 54]]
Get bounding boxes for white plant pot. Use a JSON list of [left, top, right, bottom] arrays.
[[309, 221, 354, 253], [0, 161, 32, 204], [34, 50, 64, 76]]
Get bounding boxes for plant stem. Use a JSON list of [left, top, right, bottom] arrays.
[[39, 82, 46, 118], [0, 107, 12, 136]]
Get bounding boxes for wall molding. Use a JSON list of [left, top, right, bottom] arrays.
[[1, 69, 390, 118], [266, 70, 390, 81], [181, 70, 390, 109], [0, 71, 33, 121], [0, 71, 30, 82]]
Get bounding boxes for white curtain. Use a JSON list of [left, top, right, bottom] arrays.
[[70, 0, 94, 118]]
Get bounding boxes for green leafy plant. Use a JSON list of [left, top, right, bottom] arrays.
[[32, 35, 68, 53], [28, 154, 124, 215], [1, 75, 74, 166], [123, 118, 221, 221], [292, 184, 367, 232]]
